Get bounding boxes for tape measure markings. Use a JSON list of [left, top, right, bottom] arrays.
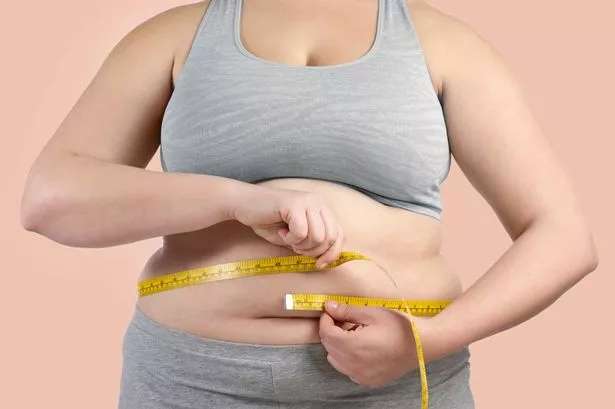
[[136, 250, 445, 409], [284, 293, 450, 316], [138, 251, 370, 297]]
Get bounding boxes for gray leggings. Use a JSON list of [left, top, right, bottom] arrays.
[[118, 307, 475, 408]]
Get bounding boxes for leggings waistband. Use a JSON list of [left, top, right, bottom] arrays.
[[130, 306, 470, 371], [120, 307, 474, 408]]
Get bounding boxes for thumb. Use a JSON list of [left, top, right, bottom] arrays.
[[324, 300, 375, 325]]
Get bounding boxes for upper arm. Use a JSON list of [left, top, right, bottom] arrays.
[[33, 4, 202, 170], [423, 10, 584, 239]]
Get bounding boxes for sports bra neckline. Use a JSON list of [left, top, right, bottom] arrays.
[[233, 0, 386, 71]]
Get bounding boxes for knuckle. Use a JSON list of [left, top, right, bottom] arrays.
[[335, 230, 344, 244], [310, 249, 325, 259], [294, 246, 311, 254], [303, 249, 319, 257], [291, 226, 308, 239], [323, 243, 336, 254], [338, 304, 351, 320], [312, 235, 325, 245], [324, 228, 336, 240]]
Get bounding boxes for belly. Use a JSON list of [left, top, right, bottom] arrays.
[[136, 178, 462, 344]]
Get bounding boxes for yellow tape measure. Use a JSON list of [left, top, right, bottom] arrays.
[[284, 293, 447, 409], [138, 251, 370, 297], [137, 251, 451, 409], [285, 293, 451, 316]]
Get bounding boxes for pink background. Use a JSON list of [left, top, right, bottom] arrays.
[[2, 0, 613, 407]]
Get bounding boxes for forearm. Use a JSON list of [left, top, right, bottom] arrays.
[[21, 153, 251, 247], [429, 214, 598, 359]]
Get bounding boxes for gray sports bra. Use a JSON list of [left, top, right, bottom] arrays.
[[160, 0, 451, 220]]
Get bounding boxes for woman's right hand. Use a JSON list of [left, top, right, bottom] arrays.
[[232, 185, 345, 268]]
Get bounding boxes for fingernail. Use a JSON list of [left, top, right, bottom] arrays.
[[327, 300, 339, 309]]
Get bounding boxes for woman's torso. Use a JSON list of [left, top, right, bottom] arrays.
[[136, 0, 460, 345]]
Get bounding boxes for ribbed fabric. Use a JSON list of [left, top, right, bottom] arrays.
[[160, 0, 450, 220]]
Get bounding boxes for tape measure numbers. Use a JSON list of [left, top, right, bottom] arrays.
[[285, 293, 451, 316], [284, 291, 448, 409], [137, 251, 451, 409], [138, 251, 370, 297]]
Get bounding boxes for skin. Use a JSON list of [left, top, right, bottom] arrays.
[[21, 0, 598, 389]]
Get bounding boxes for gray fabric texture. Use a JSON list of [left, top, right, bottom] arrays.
[[160, 0, 451, 220], [118, 307, 474, 408]]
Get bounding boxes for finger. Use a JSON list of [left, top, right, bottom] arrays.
[[293, 209, 326, 251], [339, 322, 362, 331], [324, 301, 377, 326], [276, 226, 290, 241], [326, 353, 353, 377], [320, 335, 349, 358], [319, 312, 346, 344], [296, 209, 342, 264], [316, 239, 342, 268], [295, 237, 335, 262], [316, 224, 344, 268], [318, 207, 338, 251], [282, 209, 309, 245], [312, 208, 340, 267]]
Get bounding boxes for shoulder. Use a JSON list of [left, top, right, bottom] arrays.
[[117, 1, 210, 47], [156, 0, 213, 38], [405, 0, 507, 96], [136, 1, 212, 34], [111, 1, 212, 81]]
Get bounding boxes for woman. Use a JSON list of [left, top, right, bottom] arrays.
[[21, 0, 598, 408]]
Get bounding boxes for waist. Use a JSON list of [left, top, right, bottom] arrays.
[[135, 179, 462, 344], [136, 234, 461, 343]]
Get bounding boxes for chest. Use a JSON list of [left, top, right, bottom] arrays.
[[239, 0, 380, 68]]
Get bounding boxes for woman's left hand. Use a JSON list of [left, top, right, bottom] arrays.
[[319, 300, 438, 388]]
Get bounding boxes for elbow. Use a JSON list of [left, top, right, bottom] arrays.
[[21, 163, 56, 233], [20, 178, 87, 247], [21, 179, 114, 248], [20, 193, 89, 247], [560, 215, 600, 279], [20, 204, 38, 232], [580, 233, 599, 276], [20, 182, 63, 236], [20, 154, 107, 247], [20, 185, 52, 233], [533, 209, 600, 280]]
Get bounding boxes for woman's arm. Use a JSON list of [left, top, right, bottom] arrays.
[[21, 5, 250, 247], [318, 5, 599, 388], [424, 13, 599, 359], [20, 3, 347, 265], [20, 3, 247, 248]]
